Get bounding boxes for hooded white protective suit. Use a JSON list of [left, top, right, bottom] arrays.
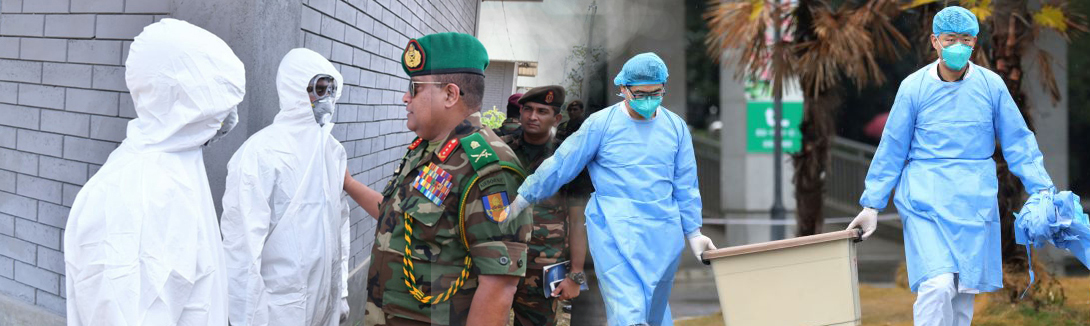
[[219, 48, 349, 326], [63, 18, 246, 326]]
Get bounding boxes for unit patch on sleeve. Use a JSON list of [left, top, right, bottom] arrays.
[[477, 176, 506, 191], [482, 191, 510, 223], [412, 162, 453, 206]]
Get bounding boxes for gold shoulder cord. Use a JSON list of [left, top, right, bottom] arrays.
[[402, 162, 525, 304]]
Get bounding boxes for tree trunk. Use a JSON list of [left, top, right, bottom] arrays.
[[792, 89, 842, 236], [789, 0, 836, 237], [990, 0, 1051, 303]]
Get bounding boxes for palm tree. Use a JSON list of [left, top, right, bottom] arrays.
[[705, 0, 910, 236], [707, 0, 1084, 303]]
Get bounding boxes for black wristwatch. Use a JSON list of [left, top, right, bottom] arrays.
[[569, 272, 586, 285]]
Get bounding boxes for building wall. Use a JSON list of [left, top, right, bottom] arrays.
[[482, 60, 515, 115], [0, 0, 479, 317]]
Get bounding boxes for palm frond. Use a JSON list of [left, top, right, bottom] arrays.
[[1031, 2, 1089, 41], [962, 0, 994, 22], [1034, 49, 1061, 103], [901, 0, 940, 10], [704, 0, 774, 77]]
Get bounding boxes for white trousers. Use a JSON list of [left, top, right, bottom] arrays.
[[913, 273, 975, 326]]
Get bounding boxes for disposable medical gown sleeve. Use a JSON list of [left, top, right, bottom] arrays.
[[859, 80, 917, 211], [993, 81, 1054, 194], [221, 151, 276, 326], [518, 114, 604, 203], [673, 119, 702, 236]]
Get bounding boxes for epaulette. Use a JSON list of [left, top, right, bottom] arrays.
[[459, 132, 499, 171]]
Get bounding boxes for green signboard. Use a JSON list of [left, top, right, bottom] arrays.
[[746, 101, 803, 153]]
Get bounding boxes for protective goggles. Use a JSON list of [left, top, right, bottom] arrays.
[[308, 74, 337, 100]]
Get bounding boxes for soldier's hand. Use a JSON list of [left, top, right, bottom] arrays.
[[552, 279, 582, 300]]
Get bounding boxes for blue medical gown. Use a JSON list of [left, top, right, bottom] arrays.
[[860, 62, 1054, 293], [519, 103, 702, 326]]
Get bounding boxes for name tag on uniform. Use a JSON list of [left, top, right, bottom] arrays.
[[412, 163, 453, 206]]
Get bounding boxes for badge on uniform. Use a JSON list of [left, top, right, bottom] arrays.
[[412, 163, 453, 206], [482, 191, 510, 223], [404, 39, 425, 72]]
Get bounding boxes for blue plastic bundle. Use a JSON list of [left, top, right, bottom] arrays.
[[1013, 191, 1090, 297]]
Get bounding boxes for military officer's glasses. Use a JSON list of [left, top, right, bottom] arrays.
[[408, 80, 465, 98]]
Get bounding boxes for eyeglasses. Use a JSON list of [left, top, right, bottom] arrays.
[[627, 88, 665, 100], [408, 80, 464, 98], [936, 34, 975, 46]]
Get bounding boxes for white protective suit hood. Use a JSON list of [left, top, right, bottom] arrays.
[[125, 19, 246, 152], [220, 48, 349, 326], [274, 48, 344, 129], [64, 18, 245, 326]]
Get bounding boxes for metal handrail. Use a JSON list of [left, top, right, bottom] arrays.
[[826, 136, 898, 218]]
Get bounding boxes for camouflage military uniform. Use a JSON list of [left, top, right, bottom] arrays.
[[364, 113, 532, 326], [502, 130, 592, 326]]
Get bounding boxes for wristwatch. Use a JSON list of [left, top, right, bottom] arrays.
[[569, 272, 586, 285]]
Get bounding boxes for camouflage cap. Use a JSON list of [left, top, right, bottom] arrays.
[[402, 32, 489, 77]]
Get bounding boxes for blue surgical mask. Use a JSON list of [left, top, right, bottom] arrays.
[[941, 43, 973, 71], [628, 97, 661, 119]]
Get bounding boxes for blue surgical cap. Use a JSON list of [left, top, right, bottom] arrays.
[[933, 6, 979, 36], [613, 52, 669, 86]]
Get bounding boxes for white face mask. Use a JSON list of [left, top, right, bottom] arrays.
[[204, 106, 238, 147]]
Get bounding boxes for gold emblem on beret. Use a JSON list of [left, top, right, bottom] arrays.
[[405, 40, 425, 71], [545, 91, 555, 104]]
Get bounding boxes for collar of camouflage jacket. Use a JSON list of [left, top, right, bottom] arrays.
[[429, 112, 484, 154]]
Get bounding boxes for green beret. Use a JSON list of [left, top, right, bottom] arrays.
[[401, 32, 489, 77], [518, 85, 565, 107]]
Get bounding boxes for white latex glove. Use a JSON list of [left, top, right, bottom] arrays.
[[846, 207, 878, 240], [499, 195, 530, 223], [687, 231, 717, 262], [339, 298, 349, 323]]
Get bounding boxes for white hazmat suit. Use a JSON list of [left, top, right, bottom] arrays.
[[220, 48, 349, 326], [64, 18, 246, 325]]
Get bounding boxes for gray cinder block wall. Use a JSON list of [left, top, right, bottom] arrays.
[[0, 0, 480, 318]]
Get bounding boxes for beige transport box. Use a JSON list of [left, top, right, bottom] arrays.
[[701, 229, 863, 326]]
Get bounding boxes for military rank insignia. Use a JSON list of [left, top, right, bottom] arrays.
[[412, 163, 453, 206], [407, 138, 423, 150], [482, 191, 510, 223], [436, 138, 460, 162]]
